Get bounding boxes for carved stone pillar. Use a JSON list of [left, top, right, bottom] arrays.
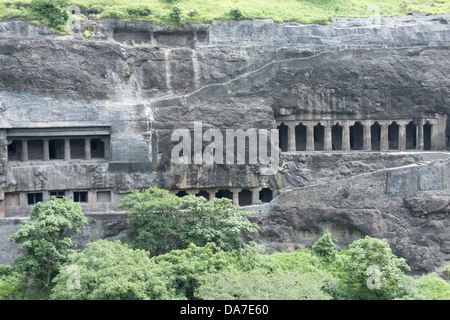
[[64, 138, 71, 161], [341, 122, 350, 152], [398, 122, 407, 151], [43, 138, 50, 161], [85, 138, 91, 160], [380, 122, 389, 151], [417, 119, 424, 151], [306, 124, 315, 151], [231, 189, 241, 206], [287, 123, 296, 152], [324, 124, 332, 152], [21, 139, 28, 162], [363, 121, 372, 151], [208, 189, 217, 202]]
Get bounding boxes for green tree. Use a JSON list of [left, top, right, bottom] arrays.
[[404, 273, 450, 300], [196, 268, 332, 300], [50, 240, 177, 300], [153, 242, 236, 299], [30, 0, 69, 31], [8, 197, 88, 288], [312, 231, 337, 262], [118, 187, 183, 255], [343, 236, 410, 299], [180, 195, 259, 252], [118, 188, 258, 254]]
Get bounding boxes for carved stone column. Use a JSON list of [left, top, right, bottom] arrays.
[[417, 119, 424, 151], [287, 123, 296, 152], [208, 189, 217, 202], [43, 138, 50, 161], [21, 139, 28, 162], [324, 124, 332, 152], [380, 122, 389, 151], [64, 138, 71, 161], [398, 121, 407, 151], [306, 124, 315, 151], [341, 122, 350, 152], [231, 189, 241, 206], [84, 138, 91, 160], [363, 121, 372, 151]]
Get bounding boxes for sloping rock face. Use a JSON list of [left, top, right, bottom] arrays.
[[0, 15, 449, 273]]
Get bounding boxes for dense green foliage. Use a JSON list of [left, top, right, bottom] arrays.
[[50, 240, 177, 300], [0, 1, 449, 33], [312, 230, 337, 262], [28, 0, 69, 31], [2, 192, 449, 300], [119, 188, 258, 255], [118, 187, 183, 255], [197, 268, 333, 300], [8, 197, 88, 287], [343, 236, 411, 299]]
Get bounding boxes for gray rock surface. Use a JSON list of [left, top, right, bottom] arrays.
[[0, 15, 449, 274]]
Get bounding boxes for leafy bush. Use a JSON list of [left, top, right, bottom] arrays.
[[169, 5, 183, 25], [180, 195, 258, 252], [312, 231, 337, 262], [228, 8, 246, 20], [50, 240, 177, 300], [30, 0, 69, 31], [0, 265, 41, 300], [119, 188, 258, 254], [196, 268, 332, 300], [404, 273, 450, 300], [118, 187, 183, 255], [9, 197, 88, 288], [153, 242, 238, 299], [342, 236, 410, 300]]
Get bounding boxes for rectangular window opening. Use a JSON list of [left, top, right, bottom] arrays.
[[73, 191, 88, 203], [27, 193, 43, 206]]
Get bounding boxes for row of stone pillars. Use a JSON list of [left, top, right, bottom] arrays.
[[173, 187, 275, 206], [8, 137, 110, 162], [278, 119, 432, 152]]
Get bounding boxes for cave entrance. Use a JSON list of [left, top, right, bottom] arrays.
[[406, 121, 417, 150], [215, 189, 233, 200], [332, 124, 342, 151], [277, 123, 288, 152], [295, 123, 307, 151], [314, 123, 324, 151], [259, 188, 273, 203], [196, 190, 210, 201], [388, 122, 399, 150], [350, 122, 364, 150], [238, 189, 253, 206], [423, 122, 432, 151], [371, 122, 381, 151]]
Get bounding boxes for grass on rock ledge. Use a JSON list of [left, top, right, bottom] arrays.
[[0, 0, 449, 31]]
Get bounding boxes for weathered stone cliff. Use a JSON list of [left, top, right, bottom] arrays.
[[0, 14, 449, 273]]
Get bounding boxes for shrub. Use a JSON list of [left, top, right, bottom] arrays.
[[228, 8, 246, 20], [342, 236, 410, 299], [9, 197, 88, 288], [119, 188, 258, 254], [196, 268, 332, 300], [30, 0, 69, 31], [179, 195, 258, 252], [169, 5, 183, 25], [407, 273, 450, 300], [118, 187, 183, 255], [312, 231, 337, 262], [50, 240, 177, 300], [153, 242, 237, 299]]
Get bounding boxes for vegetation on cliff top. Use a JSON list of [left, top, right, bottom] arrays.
[[0, 0, 449, 32]]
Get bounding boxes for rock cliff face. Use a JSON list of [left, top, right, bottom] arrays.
[[0, 15, 449, 273]]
